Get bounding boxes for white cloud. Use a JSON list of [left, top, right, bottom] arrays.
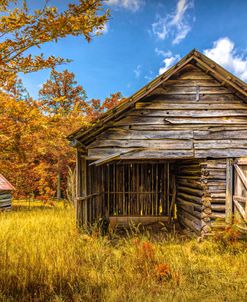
[[204, 37, 247, 81], [159, 55, 180, 74], [155, 48, 180, 75], [101, 23, 109, 34], [106, 0, 144, 12], [95, 23, 109, 35], [155, 48, 172, 57], [171, 0, 191, 25], [134, 64, 141, 78], [144, 70, 154, 81], [172, 23, 191, 44], [151, 0, 194, 44], [152, 17, 168, 40]]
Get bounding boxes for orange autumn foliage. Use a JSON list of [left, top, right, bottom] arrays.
[[0, 70, 123, 198], [0, 1, 117, 199]]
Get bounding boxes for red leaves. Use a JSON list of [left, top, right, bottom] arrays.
[[86, 92, 123, 121]]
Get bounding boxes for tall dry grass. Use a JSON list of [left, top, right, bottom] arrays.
[[0, 201, 246, 301]]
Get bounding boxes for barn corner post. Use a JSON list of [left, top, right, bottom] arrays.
[[225, 158, 233, 225], [76, 148, 87, 228]]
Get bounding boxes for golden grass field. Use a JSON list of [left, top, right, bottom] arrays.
[[0, 200, 246, 302]]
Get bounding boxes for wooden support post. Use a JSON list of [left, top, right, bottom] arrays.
[[226, 158, 233, 224], [81, 157, 87, 225], [56, 172, 62, 200], [76, 150, 87, 227], [76, 149, 82, 226]]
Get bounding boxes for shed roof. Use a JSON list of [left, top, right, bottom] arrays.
[[68, 49, 247, 145], [0, 174, 15, 191]]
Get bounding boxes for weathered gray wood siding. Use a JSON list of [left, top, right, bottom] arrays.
[[0, 191, 12, 210], [175, 159, 228, 236], [201, 159, 228, 232], [85, 64, 247, 160]]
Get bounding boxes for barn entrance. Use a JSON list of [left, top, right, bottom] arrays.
[[81, 159, 206, 233], [86, 161, 175, 226]]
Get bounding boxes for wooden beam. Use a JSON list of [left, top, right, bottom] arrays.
[[234, 164, 247, 190], [225, 159, 233, 224], [81, 156, 87, 226], [194, 56, 247, 98], [233, 197, 247, 223], [76, 150, 82, 226]]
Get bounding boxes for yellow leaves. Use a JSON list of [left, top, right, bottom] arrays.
[[0, 0, 109, 75]]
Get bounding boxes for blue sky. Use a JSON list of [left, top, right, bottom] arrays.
[[20, 0, 247, 101]]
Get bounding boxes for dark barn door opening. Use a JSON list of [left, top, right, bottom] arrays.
[[84, 159, 207, 234], [105, 162, 169, 217], [85, 160, 175, 224]]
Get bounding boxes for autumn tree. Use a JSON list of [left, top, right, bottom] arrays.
[[38, 69, 90, 199], [87, 92, 124, 120], [0, 0, 109, 199], [0, 90, 46, 197], [0, 0, 109, 88], [39, 69, 87, 115]]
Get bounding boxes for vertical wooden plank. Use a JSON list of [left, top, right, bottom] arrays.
[[155, 164, 158, 216], [101, 166, 104, 218], [226, 158, 233, 224], [123, 164, 125, 215], [234, 162, 242, 227], [113, 163, 116, 215], [140, 164, 143, 215], [116, 164, 119, 215], [81, 156, 87, 225], [76, 149, 82, 226], [158, 164, 162, 216], [151, 164, 154, 215], [163, 162, 167, 215], [107, 164, 110, 216], [132, 163, 135, 216], [89, 165, 92, 223], [167, 162, 170, 216], [136, 164, 139, 215], [129, 164, 131, 216]]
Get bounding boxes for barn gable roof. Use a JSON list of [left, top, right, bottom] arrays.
[[0, 174, 15, 191], [68, 49, 247, 146]]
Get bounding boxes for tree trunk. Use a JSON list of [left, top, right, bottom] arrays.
[[57, 172, 61, 200]]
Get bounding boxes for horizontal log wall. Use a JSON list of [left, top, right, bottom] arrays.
[[175, 160, 205, 235], [85, 64, 247, 160], [175, 159, 228, 236], [200, 159, 227, 232], [0, 191, 12, 210]]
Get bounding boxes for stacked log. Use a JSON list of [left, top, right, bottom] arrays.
[[200, 160, 227, 234], [0, 191, 12, 210], [176, 159, 227, 237], [176, 160, 205, 235]]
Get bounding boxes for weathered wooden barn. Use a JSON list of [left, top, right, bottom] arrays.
[[0, 174, 15, 210], [68, 49, 247, 236]]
